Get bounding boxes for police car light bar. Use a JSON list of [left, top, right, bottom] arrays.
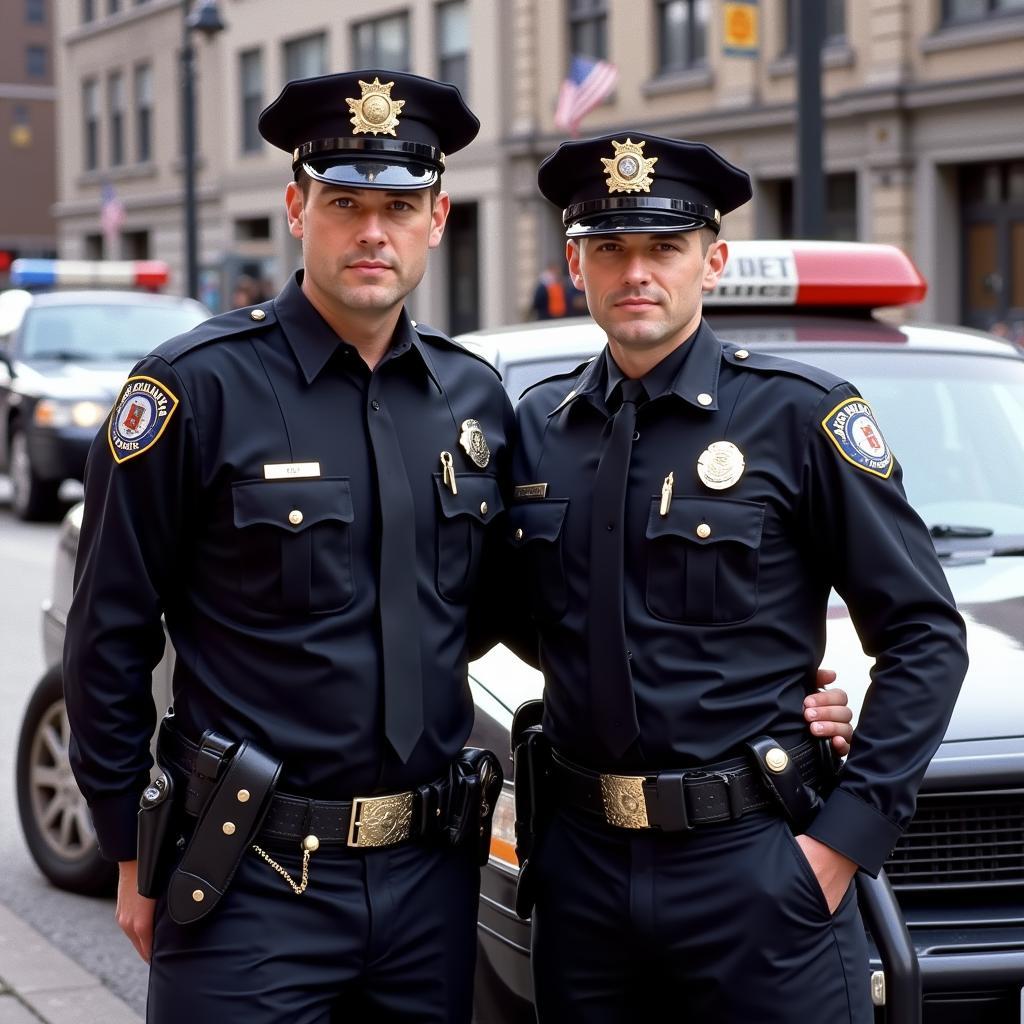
[[10, 259, 170, 290], [706, 241, 927, 308]]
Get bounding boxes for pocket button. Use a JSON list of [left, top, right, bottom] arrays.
[[288, 509, 303, 526]]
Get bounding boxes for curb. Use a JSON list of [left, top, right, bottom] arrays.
[[0, 904, 142, 1024]]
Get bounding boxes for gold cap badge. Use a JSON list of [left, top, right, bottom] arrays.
[[346, 78, 405, 137], [601, 138, 658, 194]]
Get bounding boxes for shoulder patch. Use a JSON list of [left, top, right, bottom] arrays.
[[155, 302, 276, 363], [723, 347, 843, 393], [821, 397, 893, 478], [107, 375, 179, 464], [519, 357, 596, 402], [416, 322, 502, 380]]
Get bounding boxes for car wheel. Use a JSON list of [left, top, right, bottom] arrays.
[[15, 665, 116, 896], [9, 426, 62, 522]]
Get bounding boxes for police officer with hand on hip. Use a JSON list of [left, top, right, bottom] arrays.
[[63, 71, 511, 1023], [509, 133, 969, 1021]]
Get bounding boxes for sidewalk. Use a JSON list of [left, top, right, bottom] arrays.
[[0, 904, 141, 1024]]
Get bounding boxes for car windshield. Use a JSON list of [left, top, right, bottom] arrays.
[[19, 303, 204, 362], [767, 349, 1024, 540], [503, 344, 1024, 542]]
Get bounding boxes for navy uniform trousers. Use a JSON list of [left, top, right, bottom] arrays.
[[531, 806, 873, 1023], [148, 838, 478, 1023]]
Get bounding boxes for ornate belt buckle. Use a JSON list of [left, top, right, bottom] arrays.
[[599, 773, 649, 829], [347, 791, 415, 848]]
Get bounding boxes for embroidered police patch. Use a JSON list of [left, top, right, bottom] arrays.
[[821, 397, 893, 479], [107, 375, 179, 464]]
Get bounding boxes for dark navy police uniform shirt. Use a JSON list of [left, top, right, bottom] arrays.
[[510, 320, 968, 874], [64, 273, 514, 861]]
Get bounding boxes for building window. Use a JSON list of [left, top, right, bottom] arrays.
[[26, 0, 45, 24], [773, 172, 858, 241], [122, 229, 150, 259], [11, 105, 32, 148], [352, 13, 410, 70], [657, 0, 709, 73], [784, 0, 846, 52], [240, 49, 263, 153], [84, 233, 104, 260], [108, 0, 120, 12], [235, 216, 272, 241], [82, 0, 94, 22], [437, 2, 469, 96], [568, 0, 608, 60], [108, 71, 125, 167], [943, 0, 1024, 22], [83, 78, 99, 170], [27, 45, 47, 78], [134, 63, 152, 163], [283, 33, 326, 82]]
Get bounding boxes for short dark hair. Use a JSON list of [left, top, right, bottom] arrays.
[[295, 167, 442, 205]]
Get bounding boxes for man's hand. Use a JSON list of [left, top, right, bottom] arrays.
[[116, 860, 156, 963], [794, 833, 858, 914], [803, 669, 854, 756]]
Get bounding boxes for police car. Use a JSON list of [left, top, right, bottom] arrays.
[[15, 243, 1024, 1022], [461, 242, 1024, 1024], [0, 260, 209, 520]]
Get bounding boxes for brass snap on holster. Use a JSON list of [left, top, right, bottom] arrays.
[[746, 734, 823, 832], [166, 732, 282, 925]]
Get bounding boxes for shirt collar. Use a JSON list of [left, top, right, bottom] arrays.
[[273, 271, 440, 390], [602, 324, 698, 405]]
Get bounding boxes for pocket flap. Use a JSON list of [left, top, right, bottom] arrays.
[[508, 499, 569, 546], [232, 477, 354, 531], [433, 473, 504, 524], [646, 496, 765, 548]]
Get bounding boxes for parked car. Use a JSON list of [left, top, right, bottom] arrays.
[[16, 242, 1024, 1023], [0, 259, 209, 520]]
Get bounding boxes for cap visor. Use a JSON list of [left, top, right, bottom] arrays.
[[566, 210, 707, 237], [301, 159, 438, 190]]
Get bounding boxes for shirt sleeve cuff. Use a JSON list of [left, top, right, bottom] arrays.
[[804, 787, 903, 876], [89, 792, 142, 862]]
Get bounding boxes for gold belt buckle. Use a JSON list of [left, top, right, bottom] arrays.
[[599, 774, 649, 829], [347, 791, 415, 848]]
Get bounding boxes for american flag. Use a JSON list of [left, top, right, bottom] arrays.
[[100, 182, 126, 246], [553, 55, 619, 137]]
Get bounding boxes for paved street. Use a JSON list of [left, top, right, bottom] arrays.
[[0, 479, 147, 1019]]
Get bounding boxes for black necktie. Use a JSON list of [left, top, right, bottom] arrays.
[[367, 393, 423, 763], [588, 378, 646, 760]]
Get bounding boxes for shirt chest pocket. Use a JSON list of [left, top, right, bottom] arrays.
[[645, 496, 765, 625], [232, 477, 355, 615], [507, 499, 569, 624], [434, 473, 504, 603]]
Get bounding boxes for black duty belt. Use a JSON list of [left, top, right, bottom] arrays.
[[158, 724, 445, 848], [551, 741, 822, 831]]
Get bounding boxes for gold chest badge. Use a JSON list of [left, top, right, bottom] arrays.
[[601, 138, 658, 194], [696, 441, 746, 490], [346, 78, 405, 137]]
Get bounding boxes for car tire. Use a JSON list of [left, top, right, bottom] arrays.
[[15, 665, 116, 896], [9, 426, 62, 522]]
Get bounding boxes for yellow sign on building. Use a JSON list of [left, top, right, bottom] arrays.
[[723, 0, 759, 57]]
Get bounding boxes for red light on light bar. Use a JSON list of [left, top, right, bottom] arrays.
[[134, 261, 169, 288], [707, 241, 927, 309], [790, 243, 927, 307]]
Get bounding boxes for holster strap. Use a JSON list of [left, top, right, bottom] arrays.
[[551, 741, 821, 832], [167, 739, 281, 925]]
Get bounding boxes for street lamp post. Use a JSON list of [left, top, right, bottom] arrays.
[[181, 0, 225, 300]]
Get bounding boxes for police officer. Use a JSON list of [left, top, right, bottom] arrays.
[[63, 71, 513, 1023], [509, 133, 969, 1021]]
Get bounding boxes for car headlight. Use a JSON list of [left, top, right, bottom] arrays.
[[33, 399, 108, 429]]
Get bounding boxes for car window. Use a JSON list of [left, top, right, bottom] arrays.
[[503, 355, 594, 403], [796, 349, 1024, 538], [18, 304, 205, 362]]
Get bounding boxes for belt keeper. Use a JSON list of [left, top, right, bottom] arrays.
[[652, 771, 693, 832], [715, 771, 745, 820]]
